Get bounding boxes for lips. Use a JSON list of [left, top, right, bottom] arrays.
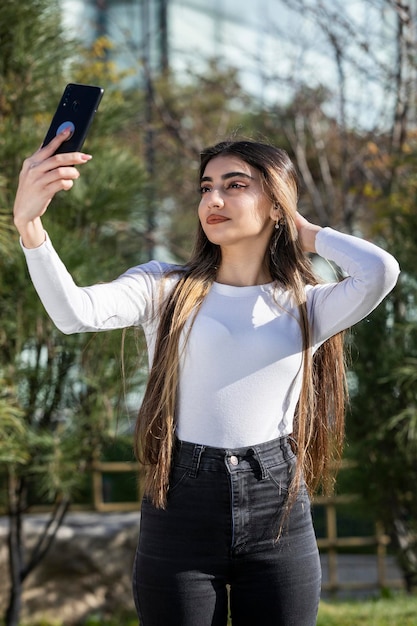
[[206, 214, 230, 225]]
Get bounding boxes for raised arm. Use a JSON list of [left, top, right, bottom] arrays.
[[14, 132, 163, 335], [306, 229, 399, 345], [13, 128, 92, 248], [293, 212, 400, 343]]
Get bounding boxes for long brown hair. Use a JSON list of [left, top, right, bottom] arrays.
[[134, 140, 347, 508]]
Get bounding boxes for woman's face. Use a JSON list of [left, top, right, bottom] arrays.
[[198, 155, 275, 251]]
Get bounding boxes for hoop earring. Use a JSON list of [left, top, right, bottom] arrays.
[[275, 219, 280, 230]]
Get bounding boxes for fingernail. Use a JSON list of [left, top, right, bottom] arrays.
[[81, 154, 92, 161]]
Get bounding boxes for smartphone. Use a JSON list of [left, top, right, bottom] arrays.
[[42, 83, 104, 154]]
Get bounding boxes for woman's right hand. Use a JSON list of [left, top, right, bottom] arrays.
[[13, 128, 92, 248]]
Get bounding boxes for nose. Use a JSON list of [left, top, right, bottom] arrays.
[[207, 188, 224, 209]]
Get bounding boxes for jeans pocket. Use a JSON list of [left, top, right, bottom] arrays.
[[167, 465, 190, 497], [265, 456, 299, 497]]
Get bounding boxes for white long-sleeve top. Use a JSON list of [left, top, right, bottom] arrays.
[[21, 228, 400, 448]]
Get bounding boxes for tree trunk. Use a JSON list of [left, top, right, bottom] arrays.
[[5, 472, 23, 626], [5, 584, 21, 626], [392, 511, 417, 593], [3, 475, 71, 626]]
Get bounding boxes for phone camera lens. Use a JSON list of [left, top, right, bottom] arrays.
[[72, 100, 79, 112]]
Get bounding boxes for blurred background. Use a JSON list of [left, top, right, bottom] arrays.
[[1, 1, 417, 625]]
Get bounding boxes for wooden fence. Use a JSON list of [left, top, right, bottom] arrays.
[[313, 493, 403, 594], [0, 459, 405, 595], [90, 460, 405, 595]]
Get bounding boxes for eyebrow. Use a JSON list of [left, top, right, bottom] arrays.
[[200, 171, 255, 183]]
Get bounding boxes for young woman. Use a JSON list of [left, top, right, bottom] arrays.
[[14, 131, 399, 626]]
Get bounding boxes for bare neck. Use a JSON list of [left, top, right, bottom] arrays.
[[216, 247, 271, 287]]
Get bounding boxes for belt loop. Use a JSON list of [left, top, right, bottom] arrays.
[[280, 436, 293, 461], [188, 444, 205, 478], [250, 446, 269, 480]]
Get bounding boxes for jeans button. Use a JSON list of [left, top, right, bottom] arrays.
[[230, 455, 239, 466]]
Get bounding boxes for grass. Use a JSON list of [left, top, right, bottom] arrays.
[[99, 595, 417, 626], [7, 594, 417, 625], [317, 594, 417, 626]]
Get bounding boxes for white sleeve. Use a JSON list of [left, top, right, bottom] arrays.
[[308, 227, 400, 345], [21, 232, 170, 334]]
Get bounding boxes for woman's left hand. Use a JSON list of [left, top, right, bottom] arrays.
[[294, 212, 322, 253]]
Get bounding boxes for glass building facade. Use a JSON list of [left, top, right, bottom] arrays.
[[60, 0, 293, 101], [60, 0, 401, 128]]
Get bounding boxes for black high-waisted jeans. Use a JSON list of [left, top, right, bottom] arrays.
[[132, 436, 321, 625]]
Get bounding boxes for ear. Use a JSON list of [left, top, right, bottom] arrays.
[[269, 202, 282, 222]]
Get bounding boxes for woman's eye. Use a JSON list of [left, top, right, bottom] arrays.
[[229, 182, 246, 189], [199, 186, 211, 194]]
